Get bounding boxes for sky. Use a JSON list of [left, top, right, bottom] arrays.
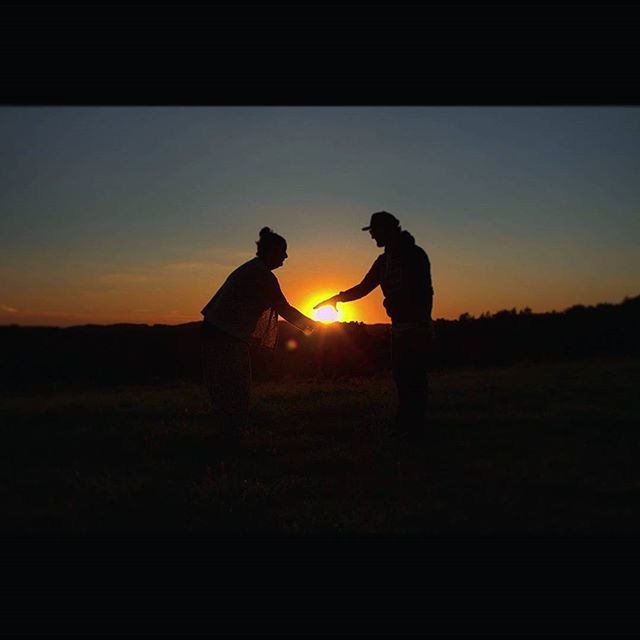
[[1, 106, 639, 327]]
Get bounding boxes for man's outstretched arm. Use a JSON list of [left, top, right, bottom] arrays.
[[313, 258, 381, 309]]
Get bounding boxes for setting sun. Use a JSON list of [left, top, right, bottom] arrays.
[[314, 305, 339, 323], [299, 290, 358, 324]]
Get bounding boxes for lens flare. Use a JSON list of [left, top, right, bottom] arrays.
[[314, 305, 339, 323]]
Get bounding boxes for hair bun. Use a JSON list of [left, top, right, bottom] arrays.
[[259, 227, 273, 238]]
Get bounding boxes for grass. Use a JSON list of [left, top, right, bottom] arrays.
[[1, 357, 639, 533]]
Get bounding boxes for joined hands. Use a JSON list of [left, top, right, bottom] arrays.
[[302, 320, 318, 336]]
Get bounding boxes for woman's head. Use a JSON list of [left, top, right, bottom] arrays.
[[256, 227, 288, 270]]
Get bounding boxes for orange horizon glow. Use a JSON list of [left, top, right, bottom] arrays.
[[2, 269, 638, 328], [3, 289, 639, 328]]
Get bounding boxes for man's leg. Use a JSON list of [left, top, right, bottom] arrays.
[[392, 332, 414, 437], [391, 327, 430, 440], [405, 364, 428, 441]]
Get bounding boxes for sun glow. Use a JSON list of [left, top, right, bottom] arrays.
[[314, 305, 339, 323], [298, 289, 361, 324]]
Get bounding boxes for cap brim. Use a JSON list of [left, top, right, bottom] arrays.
[[361, 226, 371, 231]]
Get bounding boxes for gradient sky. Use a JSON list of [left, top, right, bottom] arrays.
[[1, 106, 639, 326]]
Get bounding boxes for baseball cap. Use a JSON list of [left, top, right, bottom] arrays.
[[362, 210, 400, 231]]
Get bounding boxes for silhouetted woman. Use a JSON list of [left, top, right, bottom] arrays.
[[201, 227, 316, 445]]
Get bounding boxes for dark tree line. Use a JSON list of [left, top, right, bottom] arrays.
[[1, 295, 638, 390]]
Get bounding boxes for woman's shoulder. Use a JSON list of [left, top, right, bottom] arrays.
[[234, 257, 265, 276], [236, 257, 278, 286]]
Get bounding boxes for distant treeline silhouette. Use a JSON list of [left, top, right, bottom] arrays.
[[1, 295, 638, 390]]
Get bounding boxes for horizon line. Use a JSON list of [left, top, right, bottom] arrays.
[[1, 293, 638, 331]]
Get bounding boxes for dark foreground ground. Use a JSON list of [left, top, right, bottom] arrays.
[[1, 357, 639, 533]]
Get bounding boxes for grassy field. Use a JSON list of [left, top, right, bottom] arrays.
[[1, 357, 639, 533]]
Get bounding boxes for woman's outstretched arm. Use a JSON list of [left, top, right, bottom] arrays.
[[273, 284, 317, 334]]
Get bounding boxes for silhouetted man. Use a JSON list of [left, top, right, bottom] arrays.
[[315, 211, 434, 441]]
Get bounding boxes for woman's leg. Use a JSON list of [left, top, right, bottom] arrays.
[[202, 326, 251, 442]]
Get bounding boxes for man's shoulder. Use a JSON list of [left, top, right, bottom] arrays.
[[412, 243, 430, 261], [403, 244, 431, 273]]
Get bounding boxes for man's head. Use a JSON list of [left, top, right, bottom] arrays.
[[362, 211, 401, 247]]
